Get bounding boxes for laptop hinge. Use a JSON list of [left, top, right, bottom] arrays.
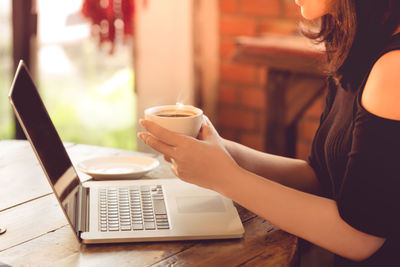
[[77, 185, 90, 233]]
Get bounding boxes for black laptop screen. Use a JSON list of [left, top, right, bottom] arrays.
[[9, 62, 80, 207]]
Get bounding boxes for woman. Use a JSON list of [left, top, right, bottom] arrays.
[[138, 0, 400, 265]]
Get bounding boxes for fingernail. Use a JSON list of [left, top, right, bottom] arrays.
[[137, 132, 144, 139], [140, 119, 147, 129]]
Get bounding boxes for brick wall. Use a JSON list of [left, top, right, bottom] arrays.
[[218, 0, 325, 160]]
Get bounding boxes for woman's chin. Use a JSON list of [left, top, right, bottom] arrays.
[[301, 8, 323, 20]]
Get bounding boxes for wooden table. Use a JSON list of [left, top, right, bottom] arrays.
[[234, 34, 327, 157], [0, 140, 298, 266]]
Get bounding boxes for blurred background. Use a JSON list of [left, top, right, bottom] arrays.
[[1, 0, 135, 149], [1, 0, 326, 159]]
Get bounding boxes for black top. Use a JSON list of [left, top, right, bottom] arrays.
[[309, 33, 400, 266]]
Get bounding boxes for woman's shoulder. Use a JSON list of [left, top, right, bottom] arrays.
[[361, 50, 400, 121]]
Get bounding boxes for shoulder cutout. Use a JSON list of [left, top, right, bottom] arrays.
[[362, 50, 400, 121]]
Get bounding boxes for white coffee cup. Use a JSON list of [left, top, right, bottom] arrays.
[[144, 105, 203, 137]]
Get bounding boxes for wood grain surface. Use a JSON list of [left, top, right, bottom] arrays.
[[234, 35, 325, 75], [0, 140, 298, 267]]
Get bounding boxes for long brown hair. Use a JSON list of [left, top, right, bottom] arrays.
[[304, 0, 400, 90]]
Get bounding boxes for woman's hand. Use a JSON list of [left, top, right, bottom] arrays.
[[138, 117, 240, 191]]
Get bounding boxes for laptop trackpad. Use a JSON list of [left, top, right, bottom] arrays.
[[176, 196, 226, 213]]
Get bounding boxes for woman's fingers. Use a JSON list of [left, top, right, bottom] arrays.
[[203, 115, 211, 125], [170, 159, 179, 177], [140, 119, 184, 147], [203, 115, 219, 134], [138, 132, 176, 158], [198, 116, 219, 141], [163, 154, 172, 163]]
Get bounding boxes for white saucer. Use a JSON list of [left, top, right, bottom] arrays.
[[77, 155, 159, 180]]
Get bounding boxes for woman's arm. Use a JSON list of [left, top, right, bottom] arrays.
[[223, 139, 322, 195], [223, 166, 385, 262]]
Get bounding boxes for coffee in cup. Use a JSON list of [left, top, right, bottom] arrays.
[[144, 105, 203, 137]]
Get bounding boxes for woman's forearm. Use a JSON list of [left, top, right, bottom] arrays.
[[220, 166, 386, 262], [223, 139, 321, 195]]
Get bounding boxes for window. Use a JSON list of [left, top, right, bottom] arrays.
[[38, 0, 135, 149]]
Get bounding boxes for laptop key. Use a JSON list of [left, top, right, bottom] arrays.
[[121, 225, 131, 231], [144, 222, 155, 230], [140, 186, 150, 192], [133, 224, 143, 230], [153, 199, 167, 215]]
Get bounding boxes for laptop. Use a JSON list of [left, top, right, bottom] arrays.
[[8, 60, 244, 244]]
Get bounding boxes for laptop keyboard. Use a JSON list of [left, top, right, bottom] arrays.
[[99, 185, 170, 232]]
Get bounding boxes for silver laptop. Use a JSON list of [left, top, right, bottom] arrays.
[[8, 60, 244, 244]]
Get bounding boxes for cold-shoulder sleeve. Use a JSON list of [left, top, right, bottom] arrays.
[[337, 98, 400, 237]]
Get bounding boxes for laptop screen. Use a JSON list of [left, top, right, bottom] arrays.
[[9, 61, 80, 231]]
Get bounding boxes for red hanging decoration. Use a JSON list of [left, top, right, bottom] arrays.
[[81, 0, 135, 53]]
